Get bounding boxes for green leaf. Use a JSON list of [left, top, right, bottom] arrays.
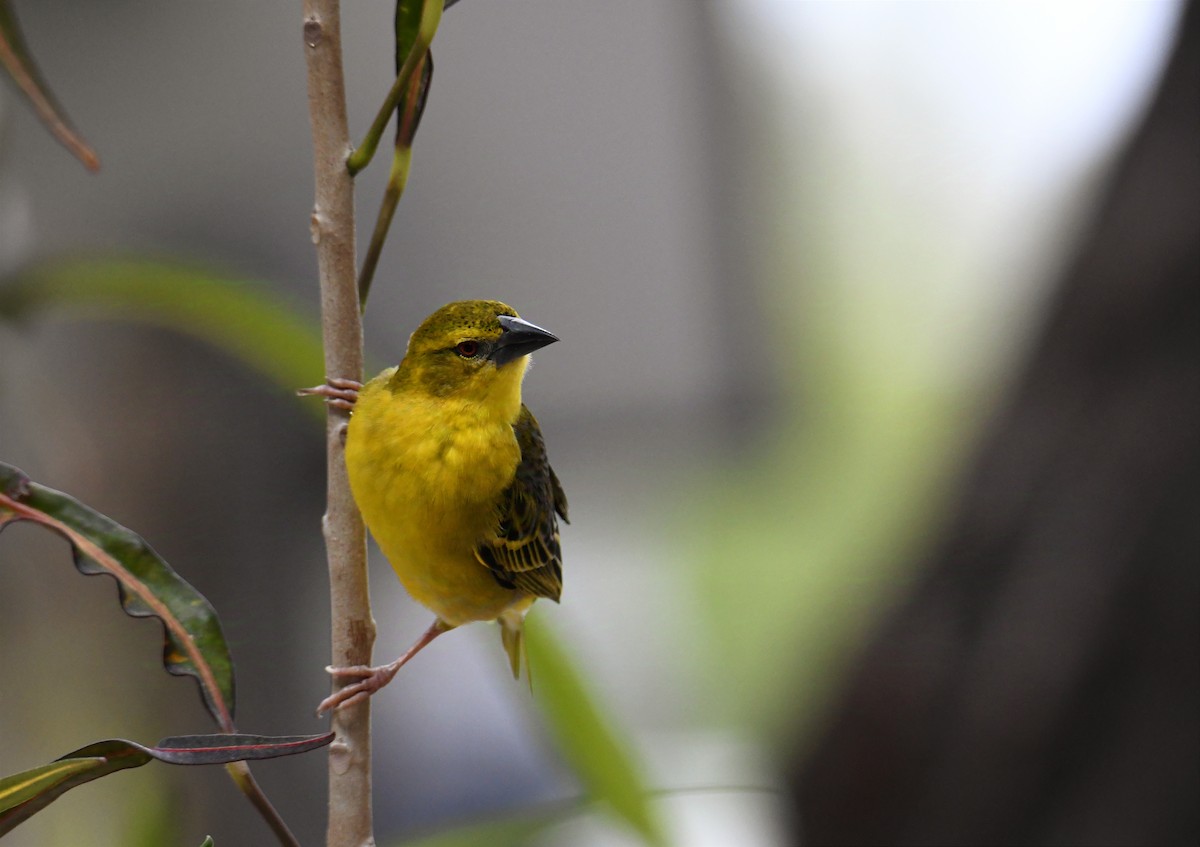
[[0, 758, 108, 817], [199, 839, 214, 847], [0, 742, 150, 835], [122, 769, 177, 847], [0, 0, 99, 170], [525, 616, 667, 847], [0, 461, 236, 730], [0, 734, 332, 836], [0, 256, 327, 403], [394, 0, 426, 77]]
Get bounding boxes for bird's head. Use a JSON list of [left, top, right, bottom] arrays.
[[393, 300, 558, 406]]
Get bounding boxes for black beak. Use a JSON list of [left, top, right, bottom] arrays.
[[491, 315, 558, 366]]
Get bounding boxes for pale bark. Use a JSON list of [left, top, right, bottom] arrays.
[[302, 4, 375, 845]]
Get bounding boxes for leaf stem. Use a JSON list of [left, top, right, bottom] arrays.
[[0, 0, 100, 171], [225, 762, 301, 847], [357, 145, 411, 310], [302, 3, 374, 847]]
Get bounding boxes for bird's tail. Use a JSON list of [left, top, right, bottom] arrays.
[[498, 610, 531, 690]]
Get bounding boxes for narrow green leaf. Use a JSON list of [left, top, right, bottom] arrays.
[[0, 462, 236, 730], [0, 743, 150, 835], [0, 758, 106, 816], [0, 256, 326, 399], [525, 616, 667, 847], [395, 0, 426, 76], [199, 838, 215, 847], [0, 734, 332, 836], [0, 0, 99, 170]]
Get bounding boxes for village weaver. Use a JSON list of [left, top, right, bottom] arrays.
[[302, 300, 566, 714]]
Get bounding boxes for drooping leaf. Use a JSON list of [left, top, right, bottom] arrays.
[[525, 616, 667, 847], [0, 734, 332, 836], [0, 461, 236, 729], [0, 758, 107, 818], [0, 0, 99, 171], [0, 256, 326, 404], [0, 741, 152, 833]]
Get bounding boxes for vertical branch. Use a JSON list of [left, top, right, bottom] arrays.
[[301, 4, 374, 846]]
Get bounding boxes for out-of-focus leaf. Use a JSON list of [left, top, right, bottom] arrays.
[[122, 771, 177, 847], [0, 256, 327, 401], [0, 0, 99, 171], [0, 461, 236, 730], [199, 838, 214, 847], [0, 734, 332, 836], [525, 616, 667, 847]]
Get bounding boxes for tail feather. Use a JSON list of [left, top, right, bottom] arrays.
[[498, 612, 532, 691]]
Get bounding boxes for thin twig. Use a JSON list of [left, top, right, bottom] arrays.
[[301, 4, 374, 847]]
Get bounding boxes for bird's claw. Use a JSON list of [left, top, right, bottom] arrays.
[[298, 377, 363, 411], [316, 662, 398, 715]]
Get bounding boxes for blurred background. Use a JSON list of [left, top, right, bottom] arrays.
[[1, 1, 1195, 845]]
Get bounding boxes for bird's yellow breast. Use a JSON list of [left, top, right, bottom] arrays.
[[343, 365, 526, 625]]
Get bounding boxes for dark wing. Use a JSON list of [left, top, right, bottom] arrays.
[[475, 405, 567, 601]]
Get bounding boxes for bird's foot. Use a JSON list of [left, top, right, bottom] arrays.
[[316, 619, 451, 715], [297, 377, 363, 411], [316, 661, 401, 715]]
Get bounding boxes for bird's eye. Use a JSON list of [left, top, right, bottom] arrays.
[[455, 340, 480, 358]]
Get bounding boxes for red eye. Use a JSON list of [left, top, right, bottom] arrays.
[[455, 341, 480, 358]]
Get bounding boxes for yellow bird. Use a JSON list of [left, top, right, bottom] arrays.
[[303, 300, 567, 714]]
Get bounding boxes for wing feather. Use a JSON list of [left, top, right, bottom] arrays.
[[475, 405, 566, 601]]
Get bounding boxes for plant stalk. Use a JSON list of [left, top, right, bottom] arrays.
[[302, 3, 374, 846]]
